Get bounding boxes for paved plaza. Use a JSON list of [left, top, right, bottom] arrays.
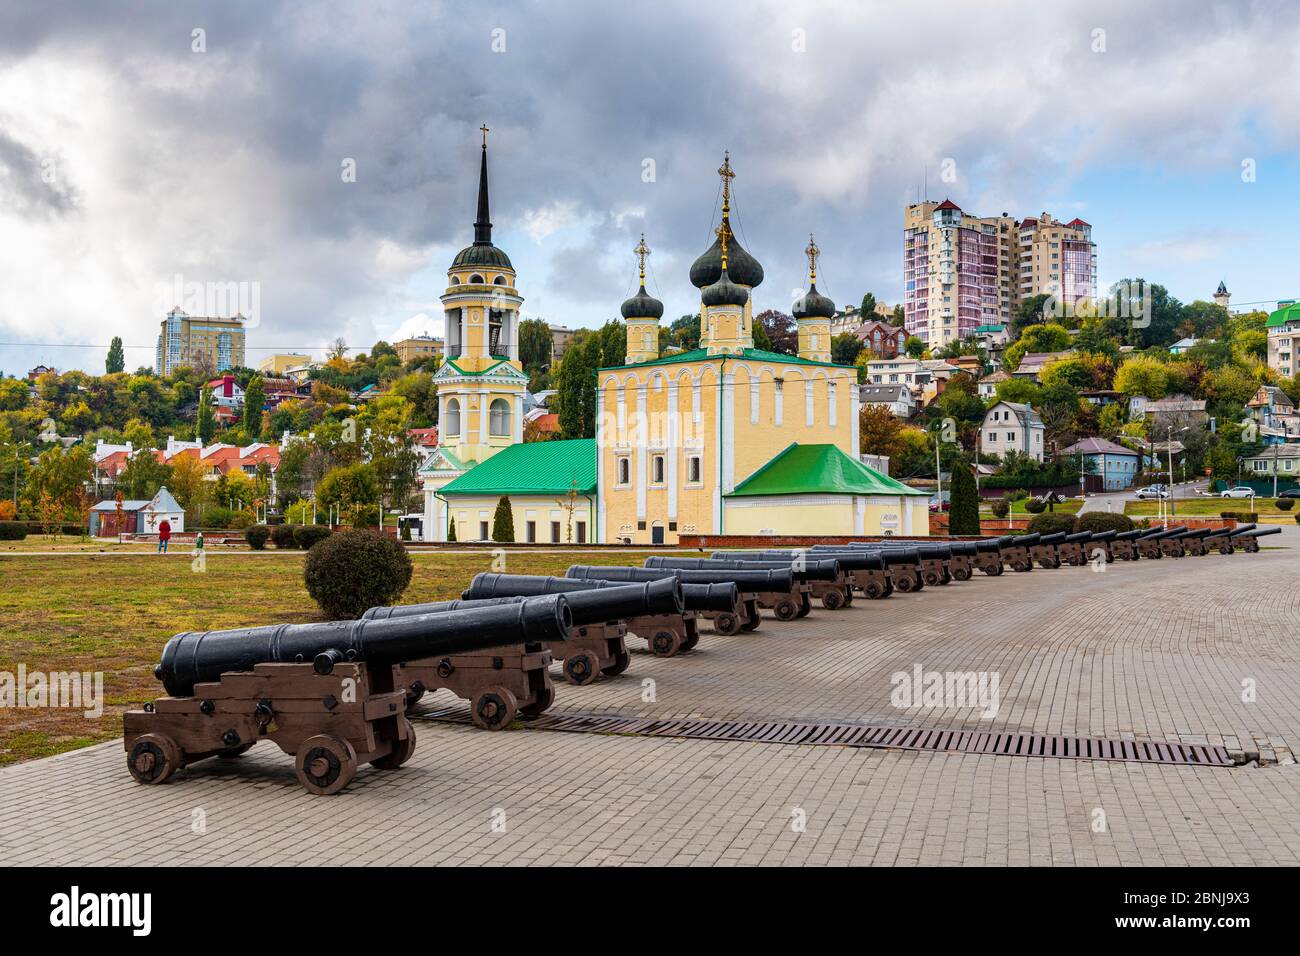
[[2, 536, 1298, 866]]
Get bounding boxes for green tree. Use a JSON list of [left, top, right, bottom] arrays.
[[551, 338, 599, 440], [831, 333, 863, 366], [106, 336, 125, 374], [859, 292, 877, 319], [904, 335, 926, 359], [947, 459, 980, 535], [519, 318, 554, 378], [1012, 293, 1053, 335], [1113, 355, 1169, 399], [197, 387, 215, 443], [316, 462, 381, 526], [447, 515, 457, 541], [242, 376, 266, 438], [667, 314, 701, 351], [755, 310, 797, 354], [491, 495, 515, 542], [118, 448, 172, 500], [891, 304, 905, 328]]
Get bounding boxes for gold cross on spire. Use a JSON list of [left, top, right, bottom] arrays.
[[718, 150, 735, 210], [805, 233, 820, 283], [480, 124, 490, 149], [634, 234, 651, 283]]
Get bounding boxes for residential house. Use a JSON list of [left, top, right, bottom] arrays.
[[89, 487, 185, 536], [973, 324, 1010, 348], [1242, 443, 1300, 482], [259, 353, 312, 376], [978, 370, 1009, 400], [28, 365, 57, 381], [1128, 395, 1150, 419], [1246, 385, 1300, 444], [858, 383, 916, 419], [980, 401, 1045, 462], [1169, 337, 1203, 355], [863, 357, 957, 403], [407, 427, 440, 450], [1012, 350, 1074, 381], [853, 320, 903, 359], [1079, 389, 1122, 407], [1266, 301, 1300, 376], [1058, 436, 1141, 491], [204, 375, 244, 425], [1145, 394, 1208, 433]]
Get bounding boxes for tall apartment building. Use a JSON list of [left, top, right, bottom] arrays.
[[155, 307, 247, 376], [903, 201, 1096, 350], [394, 335, 444, 364], [1267, 301, 1300, 377], [259, 352, 312, 375]]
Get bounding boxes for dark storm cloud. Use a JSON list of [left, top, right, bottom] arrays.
[[0, 0, 1297, 372]]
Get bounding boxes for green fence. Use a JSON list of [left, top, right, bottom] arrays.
[[1213, 478, 1299, 495]]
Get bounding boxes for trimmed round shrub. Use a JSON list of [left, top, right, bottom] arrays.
[[270, 524, 297, 548], [1026, 513, 1076, 535], [245, 525, 271, 550], [1275, 498, 1294, 511], [989, 498, 1010, 519], [1024, 497, 1046, 514], [0, 521, 28, 541], [304, 529, 413, 620], [294, 525, 333, 550], [1075, 512, 1135, 534]]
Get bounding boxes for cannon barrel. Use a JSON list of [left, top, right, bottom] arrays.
[[1036, 532, 1068, 545], [1063, 531, 1092, 543], [647, 555, 841, 582], [1014, 533, 1042, 547], [458, 573, 685, 624], [1085, 530, 1118, 541], [811, 543, 922, 564], [155, 595, 573, 698], [362, 596, 526, 619], [1224, 522, 1256, 535], [975, 539, 1004, 554], [567, 563, 794, 593], [720, 549, 886, 572], [1233, 526, 1282, 538], [1113, 529, 1143, 541]]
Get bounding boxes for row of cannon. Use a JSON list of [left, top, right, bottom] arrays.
[[122, 521, 1278, 794]]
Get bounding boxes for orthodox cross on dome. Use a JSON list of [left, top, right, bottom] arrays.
[[805, 233, 820, 284], [634, 234, 651, 283], [480, 124, 490, 149], [715, 150, 737, 256]]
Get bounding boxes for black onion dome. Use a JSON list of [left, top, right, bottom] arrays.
[[792, 282, 835, 319], [701, 267, 750, 308], [690, 234, 764, 289], [620, 284, 664, 319]]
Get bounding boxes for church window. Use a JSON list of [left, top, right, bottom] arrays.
[[651, 454, 665, 484], [493, 275, 507, 285], [686, 455, 702, 484], [470, 274, 485, 284], [489, 398, 511, 436], [616, 456, 631, 486], [445, 398, 461, 436]]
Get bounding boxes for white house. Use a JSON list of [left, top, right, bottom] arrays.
[[858, 383, 916, 419], [978, 370, 1009, 400], [980, 401, 1045, 462], [88, 486, 186, 536]]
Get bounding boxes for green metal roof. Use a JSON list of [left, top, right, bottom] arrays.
[[602, 347, 848, 372], [1267, 302, 1300, 328], [440, 357, 519, 376], [726, 443, 928, 498], [973, 323, 1005, 333], [440, 439, 596, 497]]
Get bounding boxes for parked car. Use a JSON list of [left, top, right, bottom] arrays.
[[1133, 485, 1169, 500], [1221, 486, 1256, 499], [1278, 488, 1300, 499]]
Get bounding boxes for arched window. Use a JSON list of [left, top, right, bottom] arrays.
[[470, 274, 485, 284], [493, 275, 507, 285], [489, 398, 511, 436], [445, 399, 461, 436], [618, 457, 630, 484]]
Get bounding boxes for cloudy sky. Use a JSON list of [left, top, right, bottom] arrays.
[[1, 0, 1298, 376]]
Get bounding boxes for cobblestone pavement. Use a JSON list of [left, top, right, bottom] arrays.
[[2, 541, 1297, 866]]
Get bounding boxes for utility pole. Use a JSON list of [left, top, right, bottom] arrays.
[[1167, 425, 1176, 521]]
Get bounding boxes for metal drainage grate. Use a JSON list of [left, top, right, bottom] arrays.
[[416, 707, 1236, 768]]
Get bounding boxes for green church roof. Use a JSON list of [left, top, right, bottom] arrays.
[[440, 439, 596, 497], [727, 443, 928, 498], [602, 347, 847, 372]]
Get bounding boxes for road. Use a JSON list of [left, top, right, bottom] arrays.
[[1077, 478, 1209, 515]]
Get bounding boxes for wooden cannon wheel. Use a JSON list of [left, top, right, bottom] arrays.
[[295, 734, 358, 796], [471, 686, 519, 730], [127, 733, 182, 785], [951, 566, 972, 581], [562, 651, 600, 686], [520, 684, 555, 715], [370, 718, 416, 771], [862, 580, 887, 599], [772, 599, 800, 621], [601, 649, 632, 676], [650, 629, 683, 657], [821, 588, 845, 611], [712, 612, 741, 635]]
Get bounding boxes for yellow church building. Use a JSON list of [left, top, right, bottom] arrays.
[[420, 140, 927, 543]]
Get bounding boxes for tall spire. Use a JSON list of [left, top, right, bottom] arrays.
[[805, 233, 820, 284], [717, 150, 735, 251], [473, 124, 492, 246]]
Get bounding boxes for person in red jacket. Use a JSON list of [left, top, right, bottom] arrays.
[[157, 518, 172, 554]]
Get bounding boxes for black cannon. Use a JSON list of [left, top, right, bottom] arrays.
[[566, 564, 770, 636], [1202, 523, 1252, 554], [808, 543, 927, 592], [1028, 531, 1069, 568], [1136, 525, 1184, 559], [127, 596, 573, 793], [716, 549, 893, 600], [1229, 525, 1282, 552], [973, 537, 1008, 575], [816, 540, 970, 584], [457, 573, 694, 665], [705, 554, 853, 610], [643, 556, 818, 621], [1057, 530, 1115, 566], [1109, 529, 1145, 561]]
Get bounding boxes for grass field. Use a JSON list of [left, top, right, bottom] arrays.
[[1123, 497, 1295, 519], [0, 549, 660, 766]]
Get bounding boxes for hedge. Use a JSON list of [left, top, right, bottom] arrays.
[[1026, 513, 1076, 535], [245, 525, 271, 550], [1074, 512, 1134, 534], [1276, 498, 1295, 511], [1221, 511, 1258, 522], [270, 524, 298, 548], [293, 525, 333, 549], [0, 521, 27, 540]]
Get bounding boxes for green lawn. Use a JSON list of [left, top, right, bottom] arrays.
[[0, 549, 662, 766], [1124, 497, 1294, 519]]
